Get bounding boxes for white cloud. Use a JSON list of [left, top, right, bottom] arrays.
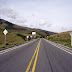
[[47, 24, 52, 27], [0, 8, 28, 26], [39, 20, 47, 26], [0, 0, 7, 7], [0, 8, 17, 19]]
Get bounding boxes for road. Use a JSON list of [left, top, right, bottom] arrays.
[[0, 38, 72, 72]]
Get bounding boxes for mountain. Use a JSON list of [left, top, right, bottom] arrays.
[[48, 31, 72, 47], [0, 19, 56, 36], [0, 19, 56, 48]]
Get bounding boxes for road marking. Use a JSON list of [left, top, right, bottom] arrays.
[[45, 39, 72, 55], [32, 46, 39, 72], [26, 46, 38, 72], [26, 39, 41, 72]]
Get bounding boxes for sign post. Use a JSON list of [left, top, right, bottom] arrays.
[[27, 36, 29, 41], [69, 32, 72, 46], [47, 36, 48, 39], [30, 36, 32, 40], [3, 29, 8, 46]]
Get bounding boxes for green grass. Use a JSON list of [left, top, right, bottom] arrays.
[[48, 31, 72, 48], [0, 30, 27, 48], [0, 29, 41, 48]]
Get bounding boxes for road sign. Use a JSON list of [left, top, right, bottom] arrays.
[[30, 36, 32, 40], [69, 32, 72, 46], [32, 32, 36, 35], [3, 29, 8, 35], [3, 29, 8, 46]]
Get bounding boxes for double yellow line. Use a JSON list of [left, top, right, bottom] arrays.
[[26, 39, 41, 72]]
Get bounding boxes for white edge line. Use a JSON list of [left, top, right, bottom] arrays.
[[45, 39, 72, 55]]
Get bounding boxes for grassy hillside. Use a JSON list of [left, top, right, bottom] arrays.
[[0, 19, 55, 49], [48, 31, 72, 47], [0, 19, 32, 49]]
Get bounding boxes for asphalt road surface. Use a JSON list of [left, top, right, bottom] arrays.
[[0, 38, 72, 72]]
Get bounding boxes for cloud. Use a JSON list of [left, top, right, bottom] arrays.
[[0, 8, 17, 19], [0, 0, 7, 7], [16, 18, 27, 23], [47, 24, 52, 27], [61, 27, 67, 30], [39, 20, 47, 26], [32, 14, 35, 17], [30, 24, 34, 27], [0, 8, 28, 26]]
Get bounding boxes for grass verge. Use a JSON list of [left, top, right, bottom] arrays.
[[48, 31, 72, 48]]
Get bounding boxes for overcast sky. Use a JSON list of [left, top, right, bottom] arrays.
[[0, 0, 72, 33]]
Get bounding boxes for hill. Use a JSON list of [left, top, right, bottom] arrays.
[[0, 19, 56, 49], [48, 31, 72, 47]]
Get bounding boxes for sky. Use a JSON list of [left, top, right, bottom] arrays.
[[0, 0, 72, 33]]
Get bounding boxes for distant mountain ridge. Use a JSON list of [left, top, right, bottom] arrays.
[[0, 19, 56, 36], [0, 19, 27, 30]]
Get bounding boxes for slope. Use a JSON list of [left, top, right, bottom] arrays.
[[48, 31, 72, 47]]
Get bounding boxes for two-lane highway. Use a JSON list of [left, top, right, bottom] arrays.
[[0, 38, 72, 72]]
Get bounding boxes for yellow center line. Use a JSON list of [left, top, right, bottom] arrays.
[[32, 44, 40, 72], [32, 39, 41, 72], [26, 47, 38, 72], [26, 39, 41, 72]]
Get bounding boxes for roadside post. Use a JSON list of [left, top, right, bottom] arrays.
[[34, 36, 36, 38], [3, 29, 8, 47], [27, 36, 29, 41], [30, 36, 32, 40], [47, 36, 48, 39], [69, 32, 72, 46]]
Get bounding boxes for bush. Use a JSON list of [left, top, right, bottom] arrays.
[[2, 46, 5, 48], [6, 43, 9, 45]]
